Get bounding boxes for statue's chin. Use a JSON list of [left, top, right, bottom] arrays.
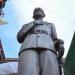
[[34, 14, 43, 19]]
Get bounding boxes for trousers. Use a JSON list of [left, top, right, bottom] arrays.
[[18, 49, 59, 75]]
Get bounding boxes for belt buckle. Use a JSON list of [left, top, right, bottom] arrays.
[[35, 30, 48, 35]]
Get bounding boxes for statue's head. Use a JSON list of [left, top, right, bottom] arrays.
[[33, 7, 45, 20]]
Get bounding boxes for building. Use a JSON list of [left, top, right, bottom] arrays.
[[0, 39, 5, 61]]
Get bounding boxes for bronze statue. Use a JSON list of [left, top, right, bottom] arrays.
[[17, 7, 64, 75]]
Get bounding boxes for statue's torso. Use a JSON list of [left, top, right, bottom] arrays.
[[20, 20, 56, 52]]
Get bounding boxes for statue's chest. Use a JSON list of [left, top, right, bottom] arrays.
[[34, 24, 51, 31]]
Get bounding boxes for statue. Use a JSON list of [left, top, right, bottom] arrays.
[[17, 7, 64, 75]]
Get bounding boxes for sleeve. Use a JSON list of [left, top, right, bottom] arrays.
[[17, 25, 26, 43], [51, 23, 58, 41]]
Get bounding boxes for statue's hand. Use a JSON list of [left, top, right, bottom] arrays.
[[55, 39, 64, 44], [55, 39, 65, 59], [55, 39, 64, 51]]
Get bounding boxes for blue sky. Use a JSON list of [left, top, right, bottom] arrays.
[[0, 0, 75, 58], [0, 0, 20, 58]]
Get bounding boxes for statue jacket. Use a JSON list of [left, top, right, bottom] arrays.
[[17, 20, 58, 53]]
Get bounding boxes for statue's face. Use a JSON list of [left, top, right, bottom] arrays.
[[33, 8, 45, 19]]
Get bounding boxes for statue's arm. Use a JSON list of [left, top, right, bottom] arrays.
[[17, 25, 26, 43], [51, 23, 64, 65], [51, 23, 58, 41]]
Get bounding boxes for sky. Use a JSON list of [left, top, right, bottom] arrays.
[[0, 0, 75, 58]]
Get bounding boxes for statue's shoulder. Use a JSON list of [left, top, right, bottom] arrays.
[[43, 21, 54, 26], [22, 21, 33, 27], [27, 21, 34, 25]]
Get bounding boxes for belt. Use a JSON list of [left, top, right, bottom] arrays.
[[29, 30, 48, 35], [18, 48, 57, 56]]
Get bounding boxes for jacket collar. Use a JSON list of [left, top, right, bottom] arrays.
[[33, 20, 43, 25]]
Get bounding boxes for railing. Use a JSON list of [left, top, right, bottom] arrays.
[[0, 58, 19, 63], [0, 58, 65, 64]]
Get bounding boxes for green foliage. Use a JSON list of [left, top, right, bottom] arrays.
[[64, 32, 75, 75]]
